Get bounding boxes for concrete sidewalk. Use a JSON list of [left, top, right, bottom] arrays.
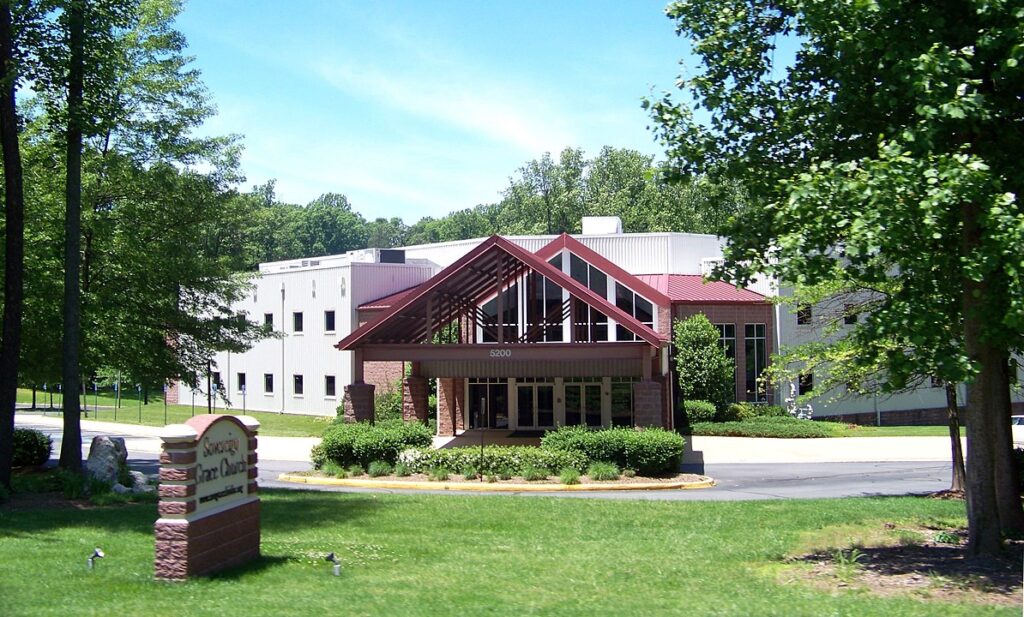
[[16, 412, 958, 465]]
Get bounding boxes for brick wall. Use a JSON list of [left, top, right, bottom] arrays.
[[165, 381, 180, 404], [364, 361, 405, 392], [437, 377, 465, 435]]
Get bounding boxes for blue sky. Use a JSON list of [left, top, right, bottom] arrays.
[[175, 1, 688, 222]]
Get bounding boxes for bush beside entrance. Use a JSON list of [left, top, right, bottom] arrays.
[[540, 425, 685, 475], [311, 420, 432, 469]]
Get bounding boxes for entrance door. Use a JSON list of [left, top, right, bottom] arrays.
[[468, 380, 508, 429], [565, 382, 603, 427], [516, 380, 554, 429]]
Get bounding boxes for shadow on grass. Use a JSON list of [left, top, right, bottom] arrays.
[[0, 489, 384, 538], [205, 555, 292, 580]]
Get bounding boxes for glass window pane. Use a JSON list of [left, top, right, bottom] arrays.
[[565, 385, 582, 426], [570, 253, 587, 285], [585, 385, 602, 427], [589, 266, 607, 297], [635, 296, 653, 323], [615, 282, 633, 313], [611, 382, 632, 427]]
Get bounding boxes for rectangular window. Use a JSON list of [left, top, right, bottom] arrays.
[[479, 284, 519, 343], [525, 272, 564, 342], [614, 282, 655, 341], [293, 311, 304, 333], [293, 374, 304, 396], [237, 372, 246, 393], [264, 373, 274, 394], [264, 313, 273, 327], [715, 324, 737, 359], [324, 375, 336, 397], [324, 310, 336, 332], [211, 372, 221, 389], [843, 304, 857, 325], [745, 323, 768, 402], [798, 373, 814, 395], [610, 379, 635, 427], [797, 305, 812, 325]]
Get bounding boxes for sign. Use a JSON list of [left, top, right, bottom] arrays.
[[194, 419, 249, 514]]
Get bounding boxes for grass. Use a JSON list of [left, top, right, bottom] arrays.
[[689, 416, 965, 439], [17, 388, 330, 437], [0, 490, 1006, 616]]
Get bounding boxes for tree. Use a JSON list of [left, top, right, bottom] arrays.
[[673, 314, 734, 412], [646, 0, 1024, 555], [0, 0, 30, 490]]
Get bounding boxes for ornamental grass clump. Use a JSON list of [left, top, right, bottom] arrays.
[[521, 465, 550, 482], [367, 461, 393, 477], [559, 468, 581, 485], [587, 462, 620, 482], [393, 462, 412, 477], [428, 467, 450, 482]]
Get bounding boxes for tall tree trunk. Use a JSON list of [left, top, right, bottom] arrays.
[[945, 383, 965, 493], [993, 358, 1024, 535], [59, 0, 85, 472], [961, 199, 1003, 557], [0, 0, 26, 491]]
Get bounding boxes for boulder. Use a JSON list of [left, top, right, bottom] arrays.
[[128, 471, 149, 491], [85, 436, 127, 485], [111, 483, 131, 495]]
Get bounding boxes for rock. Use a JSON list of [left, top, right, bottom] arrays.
[[111, 483, 131, 494], [85, 436, 128, 485], [129, 471, 149, 491]]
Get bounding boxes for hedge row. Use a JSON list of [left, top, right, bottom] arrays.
[[682, 399, 790, 423], [688, 416, 846, 438], [312, 420, 433, 468], [399, 446, 588, 476], [540, 425, 685, 475]]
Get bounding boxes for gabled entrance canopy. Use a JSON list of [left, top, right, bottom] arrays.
[[336, 235, 665, 351]]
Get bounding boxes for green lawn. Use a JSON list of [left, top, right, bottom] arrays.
[[0, 490, 1008, 616], [834, 424, 962, 437], [17, 389, 331, 437]]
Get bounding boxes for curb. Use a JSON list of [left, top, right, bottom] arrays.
[[277, 473, 716, 492]]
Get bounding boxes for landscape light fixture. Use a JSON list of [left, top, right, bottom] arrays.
[[325, 552, 341, 576], [87, 548, 105, 570]]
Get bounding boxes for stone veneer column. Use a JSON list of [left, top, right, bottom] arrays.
[[632, 380, 664, 428], [154, 415, 261, 580], [403, 376, 429, 423], [343, 382, 376, 423]]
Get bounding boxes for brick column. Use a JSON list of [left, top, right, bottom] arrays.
[[403, 376, 429, 423], [343, 382, 376, 423], [437, 378, 463, 436], [632, 380, 664, 428]]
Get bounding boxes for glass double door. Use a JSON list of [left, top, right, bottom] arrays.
[[565, 382, 603, 427], [468, 381, 508, 429], [516, 381, 554, 429]]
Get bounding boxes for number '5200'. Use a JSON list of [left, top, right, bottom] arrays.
[[488, 349, 512, 358]]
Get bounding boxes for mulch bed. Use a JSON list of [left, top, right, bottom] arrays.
[[790, 529, 1023, 607], [300, 471, 706, 485]]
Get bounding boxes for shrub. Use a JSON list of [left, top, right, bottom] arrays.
[[521, 465, 550, 481], [367, 461, 393, 477], [403, 445, 587, 476], [623, 469, 636, 478], [723, 403, 789, 421], [461, 464, 479, 480], [498, 468, 513, 481], [312, 420, 433, 468], [374, 384, 404, 423], [321, 461, 346, 477], [428, 467, 450, 481], [540, 425, 685, 475], [681, 400, 717, 423], [347, 464, 365, 476], [689, 416, 845, 438], [12, 429, 51, 467], [486, 474, 498, 483], [559, 468, 581, 485], [673, 314, 734, 411], [587, 461, 620, 481], [394, 462, 412, 477]]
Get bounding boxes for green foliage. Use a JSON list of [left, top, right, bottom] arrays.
[[311, 420, 433, 468], [460, 464, 479, 480], [373, 384, 404, 423], [402, 446, 587, 477], [346, 464, 365, 477], [622, 469, 637, 478], [393, 462, 411, 477], [428, 467, 450, 482], [367, 461, 393, 477], [320, 461, 345, 478], [541, 425, 685, 475], [12, 429, 51, 467], [722, 402, 788, 422], [933, 531, 961, 545], [673, 315, 734, 411], [689, 417, 847, 439], [682, 400, 717, 423], [586, 462, 620, 482], [521, 465, 550, 482], [558, 468, 581, 485]]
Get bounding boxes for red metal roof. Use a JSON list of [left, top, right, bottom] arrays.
[[357, 287, 417, 311], [635, 274, 766, 304]]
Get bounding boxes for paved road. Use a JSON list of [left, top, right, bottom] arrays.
[[17, 415, 954, 501]]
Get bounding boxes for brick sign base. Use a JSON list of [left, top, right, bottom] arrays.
[[155, 415, 261, 580]]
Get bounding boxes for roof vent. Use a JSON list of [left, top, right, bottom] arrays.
[[581, 216, 623, 235], [379, 249, 405, 264]]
